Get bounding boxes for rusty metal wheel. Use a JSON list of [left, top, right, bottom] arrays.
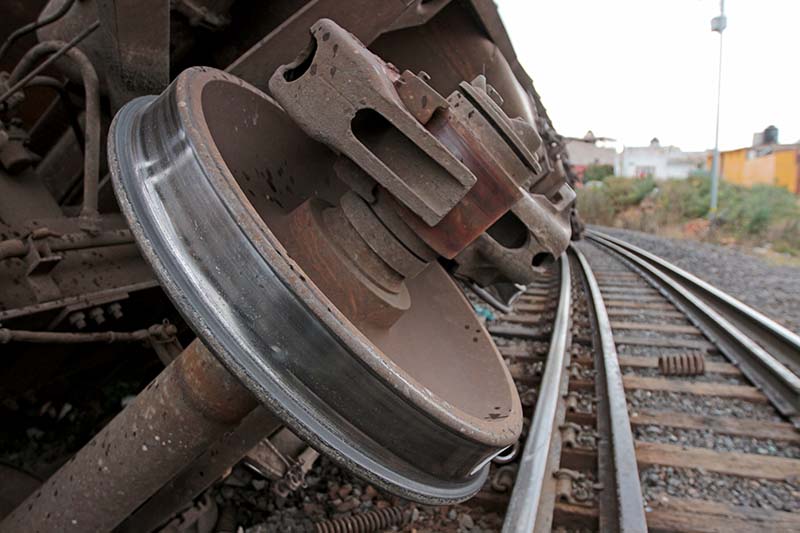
[[108, 67, 521, 503]]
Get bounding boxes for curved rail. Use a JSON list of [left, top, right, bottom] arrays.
[[588, 230, 800, 426], [571, 245, 648, 533], [588, 230, 800, 373], [502, 249, 648, 532], [502, 254, 571, 533]]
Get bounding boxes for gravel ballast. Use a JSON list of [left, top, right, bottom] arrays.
[[634, 424, 800, 458], [623, 366, 747, 385], [641, 465, 800, 512], [627, 389, 783, 421]]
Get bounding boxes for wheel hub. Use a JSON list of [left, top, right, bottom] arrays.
[[109, 66, 522, 502]]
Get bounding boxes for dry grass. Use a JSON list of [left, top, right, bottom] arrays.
[[577, 176, 800, 257]]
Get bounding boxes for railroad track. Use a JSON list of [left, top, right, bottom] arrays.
[[473, 232, 800, 533]]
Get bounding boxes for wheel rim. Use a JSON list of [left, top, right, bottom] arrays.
[[108, 67, 521, 503]]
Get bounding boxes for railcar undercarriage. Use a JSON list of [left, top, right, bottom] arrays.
[[0, 1, 580, 530]]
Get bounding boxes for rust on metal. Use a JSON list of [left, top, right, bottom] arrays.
[[0, 340, 256, 532], [314, 506, 408, 533], [0, 0, 583, 527], [590, 230, 800, 426], [269, 18, 573, 286], [107, 65, 522, 502], [658, 352, 706, 376], [0, 321, 176, 344], [117, 407, 283, 533]]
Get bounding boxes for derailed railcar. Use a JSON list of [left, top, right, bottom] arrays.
[[0, 1, 579, 530]]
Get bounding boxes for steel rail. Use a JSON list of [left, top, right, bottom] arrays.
[[502, 253, 571, 533], [589, 230, 800, 375], [571, 244, 648, 533], [587, 231, 800, 427]]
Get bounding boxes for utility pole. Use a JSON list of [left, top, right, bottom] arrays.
[[709, 0, 726, 218]]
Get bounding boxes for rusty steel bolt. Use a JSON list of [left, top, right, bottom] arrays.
[[559, 422, 581, 449], [107, 302, 124, 320], [88, 306, 105, 325], [68, 311, 87, 330], [553, 469, 582, 504]]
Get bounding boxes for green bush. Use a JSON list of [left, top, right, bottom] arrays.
[[602, 176, 656, 208], [576, 175, 800, 255], [583, 164, 614, 182], [576, 185, 615, 226], [771, 219, 800, 255], [719, 184, 799, 236], [655, 176, 710, 224]]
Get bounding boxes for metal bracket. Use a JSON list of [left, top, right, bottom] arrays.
[[269, 18, 476, 226], [24, 234, 63, 302]]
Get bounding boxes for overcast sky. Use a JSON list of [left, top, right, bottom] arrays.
[[495, 0, 799, 152]]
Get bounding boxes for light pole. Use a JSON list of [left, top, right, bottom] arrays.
[[709, 0, 726, 217]]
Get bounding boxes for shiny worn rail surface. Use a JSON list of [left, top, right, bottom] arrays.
[[587, 230, 800, 426], [496, 232, 800, 533], [501, 248, 649, 532], [502, 253, 571, 533]]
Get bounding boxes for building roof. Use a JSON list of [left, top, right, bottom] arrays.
[[565, 139, 616, 166], [720, 143, 799, 155]]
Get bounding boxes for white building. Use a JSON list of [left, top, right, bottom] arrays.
[[615, 138, 705, 179]]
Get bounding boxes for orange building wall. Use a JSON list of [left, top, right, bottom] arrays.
[[707, 147, 799, 194], [741, 153, 777, 186], [773, 150, 799, 193]]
